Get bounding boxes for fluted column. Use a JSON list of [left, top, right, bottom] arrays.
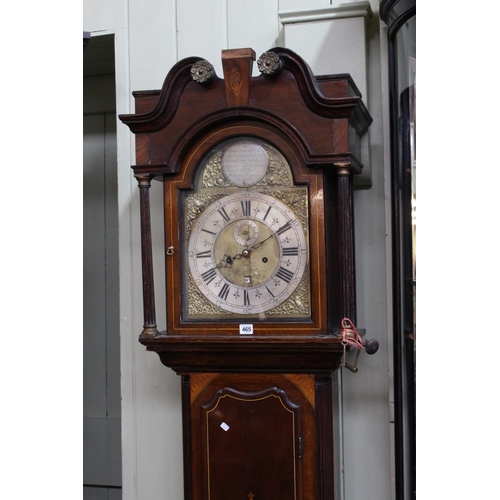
[[335, 162, 357, 325], [135, 173, 159, 338]]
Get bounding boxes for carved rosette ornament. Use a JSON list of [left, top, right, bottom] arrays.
[[191, 60, 215, 84], [257, 51, 283, 76]]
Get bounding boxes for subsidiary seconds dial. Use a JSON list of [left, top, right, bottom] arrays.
[[187, 192, 308, 314]]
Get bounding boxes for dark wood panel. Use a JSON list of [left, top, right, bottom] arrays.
[[149, 336, 343, 373], [119, 47, 371, 175], [188, 374, 318, 500], [203, 387, 298, 499]]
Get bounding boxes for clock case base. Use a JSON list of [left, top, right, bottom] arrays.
[[182, 372, 337, 500]]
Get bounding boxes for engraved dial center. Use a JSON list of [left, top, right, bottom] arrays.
[[214, 219, 280, 288], [234, 219, 259, 246]]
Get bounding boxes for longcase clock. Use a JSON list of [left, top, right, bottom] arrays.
[[119, 47, 372, 500]]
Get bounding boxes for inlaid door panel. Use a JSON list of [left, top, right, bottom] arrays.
[[203, 387, 299, 500], [189, 374, 317, 500]]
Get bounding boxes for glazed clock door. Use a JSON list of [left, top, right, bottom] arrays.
[[171, 132, 321, 335]]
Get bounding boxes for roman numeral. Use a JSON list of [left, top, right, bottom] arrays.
[[282, 247, 299, 256], [276, 266, 294, 284], [241, 200, 251, 217], [265, 285, 275, 298], [263, 205, 272, 221], [196, 250, 212, 258], [218, 283, 230, 301], [243, 289, 250, 306], [218, 207, 230, 222], [276, 221, 292, 235], [201, 268, 217, 284], [202, 228, 216, 236]]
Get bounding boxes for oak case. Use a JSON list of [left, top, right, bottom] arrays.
[[119, 47, 372, 500]]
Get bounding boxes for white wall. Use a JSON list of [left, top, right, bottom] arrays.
[[83, 1, 393, 499]]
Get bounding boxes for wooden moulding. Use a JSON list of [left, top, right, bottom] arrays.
[[118, 47, 372, 176], [145, 334, 344, 374]]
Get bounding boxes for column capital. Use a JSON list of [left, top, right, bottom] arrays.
[[333, 161, 352, 176], [134, 173, 155, 188]]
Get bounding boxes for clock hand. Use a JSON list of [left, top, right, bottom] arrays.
[[215, 253, 234, 269], [216, 222, 288, 268], [222, 232, 275, 265], [247, 232, 275, 252], [250, 219, 295, 252], [215, 252, 245, 269], [228, 223, 284, 261]]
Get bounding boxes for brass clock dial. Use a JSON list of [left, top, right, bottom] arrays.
[[182, 137, 311, 321], [187, 191, 307, 315]]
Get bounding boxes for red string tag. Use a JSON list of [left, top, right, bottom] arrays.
[[339, 318, 364, 350]]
